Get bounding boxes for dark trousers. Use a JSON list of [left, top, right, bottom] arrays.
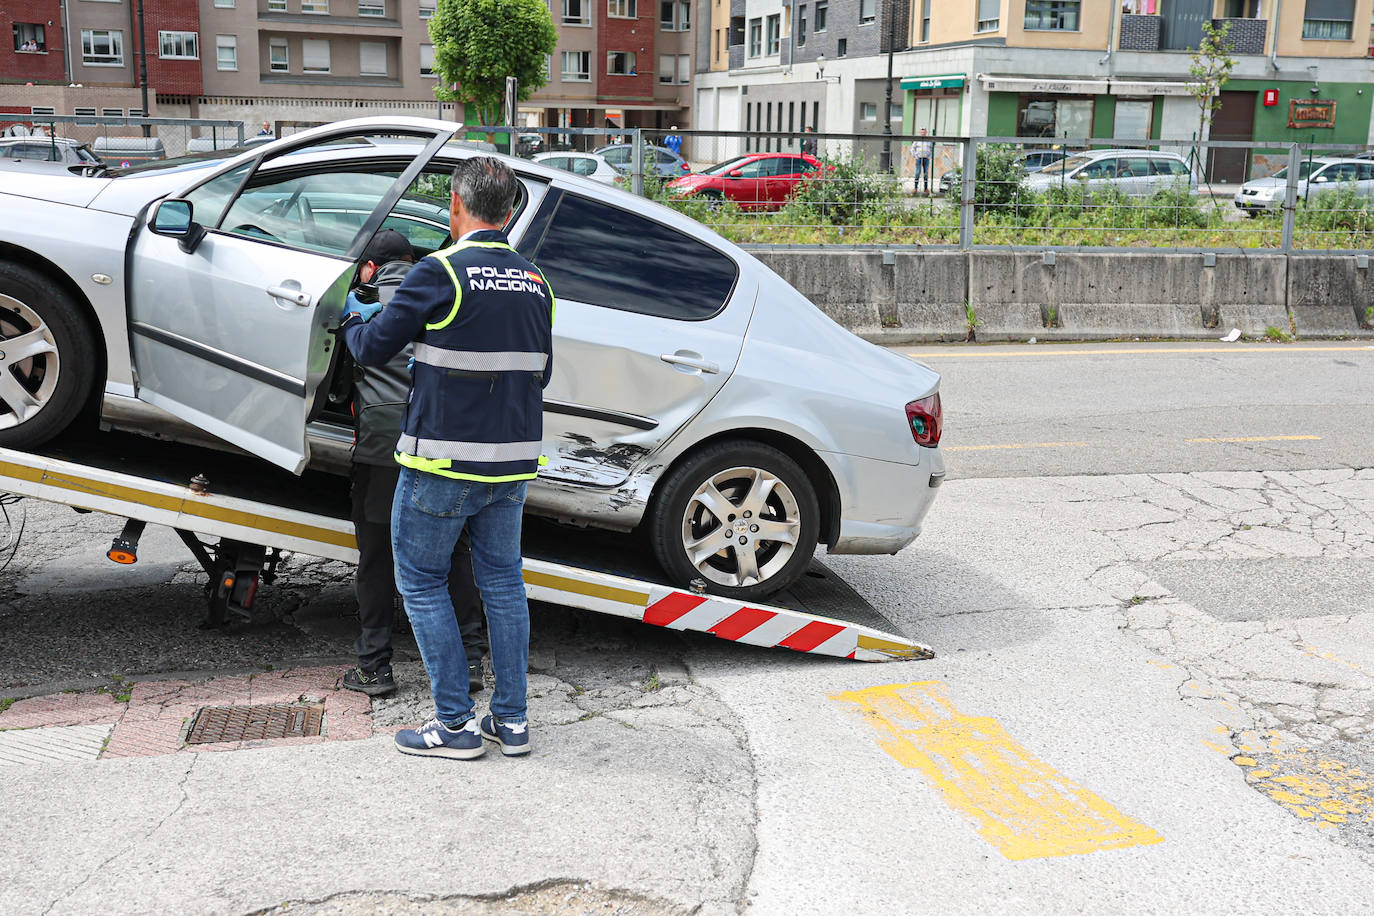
[[351, 462, 486, 672]]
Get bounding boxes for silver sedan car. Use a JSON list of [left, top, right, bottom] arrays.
[[0, 117, 944, 599]]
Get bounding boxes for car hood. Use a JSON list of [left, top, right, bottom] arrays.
[[0, 160, 111, 207], [86, 167, 219, 216], [1241, 177, 1285, 190], [668, 173, 714, 189]]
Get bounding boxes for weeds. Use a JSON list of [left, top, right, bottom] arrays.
[[963, 302, 981, 341], [1263, 325, 1293, 342], [0, 697, 15, 714]]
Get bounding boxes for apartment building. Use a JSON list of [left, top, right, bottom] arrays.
[[1, 0, 696, 137], [691, 0, 1374, 180]]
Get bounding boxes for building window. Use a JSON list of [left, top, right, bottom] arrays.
[[676, 53, 690, 83], [860, 101, 877, 120], [859, 0, 876, 23], [607, 50, 636, 74], [359, 40, 386, 75], [920, 0, 931, 41], [1018, 95, 1093, 137], [216, 34, 237, 70], [13, 24, 47, 52], [269, 37, 289, 71], [359, 0, 385, 15], [766, 14, 780, 53], [976, 0, 999, 31], [561, 49, 590, 80], [128, 107, 144, 117], [563, 0, 589, 24], [214, 0, 235, 7], [420, 42, 435, 76], [660, 0, 689, 29], [797, 5, 807, 45], [158, 31, 199, 60], [80, 29, 124, 66], [300, 0, 329, 13], [748, 18, 761, 55], [658, 53, 675, 82], [1024, 0, 1080, 30], [30, 106, 56, 117], [419, 0, 436, 18], [814, 0, 828, 31], [890, 102, 903, 121], [302, 38, 330, 72], [608, 0, 637, 18], [1301, 0, 1354, 38], [268, 0, 288, 10], [74, 107, 97, 117], [837, 36, 847, 55], [102, 107, 123, 117]]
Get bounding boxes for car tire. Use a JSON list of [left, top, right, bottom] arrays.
[[0, 262, 97, 450], [697, 190, 725, 210], [649, 441, 820, 601]]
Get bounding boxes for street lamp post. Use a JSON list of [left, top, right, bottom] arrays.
[[879, 0, 896, 173], [135, 0, 150, 137]]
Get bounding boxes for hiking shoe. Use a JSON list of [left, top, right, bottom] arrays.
[[480, 714, 530, 756], [394, 717, 484, 759], [342, 664, 396, 697], [468, 659, 485, 694]]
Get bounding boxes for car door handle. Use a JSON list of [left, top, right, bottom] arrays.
[[660, 352, 719, 374], [267, 284, 312, 307]]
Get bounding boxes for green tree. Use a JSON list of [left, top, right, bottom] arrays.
[[428, 0, 558, 127], [1188, 22, 1236, 140]]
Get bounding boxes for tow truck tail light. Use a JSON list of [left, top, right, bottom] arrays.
[[905, 393, 942, 448]]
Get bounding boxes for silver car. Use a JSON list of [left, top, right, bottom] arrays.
[[1234, 157, 1374, 214], [1024, 149, 1197, 196], [0, 117, 944, 599]]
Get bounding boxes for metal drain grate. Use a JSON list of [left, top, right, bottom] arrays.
[[185, 704, 324, 745]]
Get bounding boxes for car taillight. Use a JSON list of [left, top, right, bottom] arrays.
[[681, 162, 690, 170], [905, 394, 942, 448]]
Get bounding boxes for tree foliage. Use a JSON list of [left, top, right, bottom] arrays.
[[1188, 21, 1236, 137], [428, 0, 558, 126]]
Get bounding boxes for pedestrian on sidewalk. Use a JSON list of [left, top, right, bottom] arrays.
[[911, 128, 933, 195], [340, 228, 488, 701], [342, 157, 554, 760]]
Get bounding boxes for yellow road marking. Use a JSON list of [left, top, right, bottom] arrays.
[[944, 441, 1087, 452], [1186, 435, 1321, 444], [832, 682, 1163, 860], [906, 346, 1374, 359], [1236, 736, 1374, 828]]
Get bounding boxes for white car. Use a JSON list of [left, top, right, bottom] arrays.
[[0, 117, 945, 599], [1234, 157, 1374, 214], [531, 151, 622, 185], [1024, 149, 1197, 196]]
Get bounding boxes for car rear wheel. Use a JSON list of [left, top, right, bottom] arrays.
[[0, 263, 97, 449], [649, 441, 820, 601]]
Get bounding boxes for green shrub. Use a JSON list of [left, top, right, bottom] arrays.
[[784, 157, 905, 226]]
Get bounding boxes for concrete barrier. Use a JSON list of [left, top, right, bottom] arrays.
[[751, 248, 1370, 341]]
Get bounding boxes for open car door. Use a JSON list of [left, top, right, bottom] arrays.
[[126, 119, 454, 473]]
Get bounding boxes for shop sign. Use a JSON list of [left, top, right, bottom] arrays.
[[1262, 88, 1279, 107], [1288, 99, 1336, 129], [978, 75, 1107, 94], [901, 74, 966, 91]]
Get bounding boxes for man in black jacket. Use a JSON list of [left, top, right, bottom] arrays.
[[342, 229, 486, 698]]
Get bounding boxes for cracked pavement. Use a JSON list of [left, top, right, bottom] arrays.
[[3, 341, 1374, 913]]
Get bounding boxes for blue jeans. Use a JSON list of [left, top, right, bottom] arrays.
[[391, 467, 530, 727], [914, 157, 930, 192]]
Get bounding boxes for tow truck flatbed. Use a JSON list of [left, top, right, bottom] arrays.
[[0, 431, 931, 662]]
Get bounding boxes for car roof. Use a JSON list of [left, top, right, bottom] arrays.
[[1070, 148, 1182, 158], [0, 136, 82, 146], [1310, 156, 1368, 165]]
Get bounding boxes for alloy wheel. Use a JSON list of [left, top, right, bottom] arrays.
[[0, 293, 59, 430], [680, 466, 803, 589]]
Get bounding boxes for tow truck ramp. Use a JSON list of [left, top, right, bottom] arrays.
[[0, 443, 931, 662]]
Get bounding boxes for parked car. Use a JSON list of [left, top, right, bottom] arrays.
[[531, 151, 621, 185], [594, 143, 691, 178], [1233, 157, 1374, 214], [517, 133, 546, 157], [0, 118, 944, 600], [0, 137, 101, 165], [668, 152, 825, 211], [1023, 149, 1197, 196], [938, 149, 1067, 194]]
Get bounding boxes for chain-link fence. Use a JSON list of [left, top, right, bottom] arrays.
[[0, 114, 246, 165], [502, 127, 1373, 253]]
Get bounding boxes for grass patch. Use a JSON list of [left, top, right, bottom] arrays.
[[0, 697, 15, 714]]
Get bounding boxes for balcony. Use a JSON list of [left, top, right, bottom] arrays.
[[1119, 14, 1266, 53]]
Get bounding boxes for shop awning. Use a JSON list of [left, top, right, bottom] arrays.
[[978, 75, 1108, 94], [1107, 80, 1200, 97], [901, 73, 966, 91]]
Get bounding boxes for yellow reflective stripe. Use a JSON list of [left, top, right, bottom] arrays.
[[394, 451, 539, 483], [424, 252, 463, 331]]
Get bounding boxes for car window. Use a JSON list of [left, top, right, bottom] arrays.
[[382, 213, 449, 257], [736, 158, 770, 179], [529, 193, 738, 321], [653, 149, 677, 164], [571, 156, 598, 176], [1323, 163, 1358, 182], [1119, 157, 1152, 178], [1359, 163, 1374, 181], [600, 147, 630, 165], [1150, 158, 1184, 177], [543, 156, 569, 171], [1079, 158, 1118, 179], [219, 168, 401, 256], [184, 162, 253, 229]]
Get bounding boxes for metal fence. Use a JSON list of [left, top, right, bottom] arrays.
[[504, 127, 1374, 253], [1, 114, 247, 163]]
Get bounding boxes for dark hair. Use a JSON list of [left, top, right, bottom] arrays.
[[450, 156, 518, 225]]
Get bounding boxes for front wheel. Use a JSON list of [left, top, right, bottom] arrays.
[[0, 263, 97, 449], [649, 442, 821, 601]]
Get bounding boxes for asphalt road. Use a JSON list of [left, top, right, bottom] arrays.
[[1, 341, 1372, 915]]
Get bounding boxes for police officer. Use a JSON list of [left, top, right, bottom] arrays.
[[340, 228, 487, 699], [342, 157, 553, 760]]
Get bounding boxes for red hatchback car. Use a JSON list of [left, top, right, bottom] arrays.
[[668, 152, 824, 211]]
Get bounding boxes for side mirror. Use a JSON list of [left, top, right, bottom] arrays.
[[1072, 172, 1089, 180], [150, 198, 206, 254], [1313, 175, 1329, 183], [728, 169, 744, 178]]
